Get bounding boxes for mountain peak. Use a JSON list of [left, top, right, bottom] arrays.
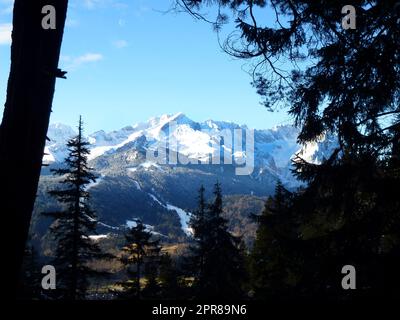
[[47, 123, 76, 145], [45, 114, 336, 179], [167, 112, 196, 125], [201, 119, 242, 131], [153, 113, 199, 134]]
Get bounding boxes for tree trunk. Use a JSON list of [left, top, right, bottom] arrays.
[[0, 0, 69, 291]]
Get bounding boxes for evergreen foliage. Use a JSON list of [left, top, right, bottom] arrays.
[[180, 0, 400, 298], [17, 245, 43, 300], [119, 219, 161, 300], [187, 183, 247, 299], [250, 181, 299, 299], [44, 117, 106, 300], [158, 253, 182, 300]]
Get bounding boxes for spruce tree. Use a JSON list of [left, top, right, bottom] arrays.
[[189, 182, 246, 299], [119, 219, 161, 300], [291, 152, 400, 298], [178, 1, 400, 298], [185, 185, 207, 294], [45, 116, 104, 300], [249, 181, 299, 299], [18, 245, 42, 300], [142, 257, 162, 299], [159, 253, 181, 299]]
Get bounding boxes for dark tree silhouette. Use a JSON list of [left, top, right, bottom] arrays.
[[44, 117, 105, 300], [158, 253, 182, 299], [0, 0, 69, 286], [141, 253, 162, 299], [290, 151, 400, 298], [176, 0, 399, 151], [185, 185, 207, 292], [187, 183, 246, 299], [17, 244, 43, 300], [179, 0, 400, 298], [249, 181, 299, 299], [119, 219, 161, 300]]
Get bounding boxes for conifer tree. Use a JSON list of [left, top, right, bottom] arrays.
[[45, 116, 104, 300], [142, 257, 162, 299], [189, 182, 246, 299], [291, 152, 400, 298], [250, 181, 299, 299], [18, 245, 42, 300], [119, 219, 161, 300], [159, 253, 181, 299], [178, 1, 400, 298], [185, 185, 207, 294]]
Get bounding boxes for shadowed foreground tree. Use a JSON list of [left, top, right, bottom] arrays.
[[178, 0, 400, 298], [187, 183, 247, 299], [249, 181, 300, 299], [290, 152, 400, 298], [17, 245, 43, 300], [176, 0, 399, 139], [44, 117, 106, 300], [184, 185, 207, 294], [0, 0, 69, 286]]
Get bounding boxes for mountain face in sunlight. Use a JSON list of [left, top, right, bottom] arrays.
[[32, 113, 337, 247], [44, 112, 337, 182]]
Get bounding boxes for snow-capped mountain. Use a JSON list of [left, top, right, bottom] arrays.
[[33, 113, 337, 246], [43, 123, 77, 162], [43, 112, 310, 183]]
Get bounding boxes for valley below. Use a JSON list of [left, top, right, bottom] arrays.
[[31, 113, 337, 253]]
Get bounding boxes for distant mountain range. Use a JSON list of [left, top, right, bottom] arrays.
[[31, 113, 337, 248]]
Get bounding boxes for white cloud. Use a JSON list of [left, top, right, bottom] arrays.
[[62, 53, 104, 70], [0, 23, 11, 45], [113, 39, 128, 49], [74, 53, 103, 63]]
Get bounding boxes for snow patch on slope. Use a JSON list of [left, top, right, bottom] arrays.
[[43, 146, 55, 163], [88, 234, 109, 241], [126, 220, 167, 237], [295, 142, 320, 164], [148, 193, 164, 207], [88, 131, 144, 160], [85, 175, 104, 191], [132, 180, 141, 190], [165, 204, 192, 236], [147, 193, 192, 236]]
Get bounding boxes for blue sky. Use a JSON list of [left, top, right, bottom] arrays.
[[0, 0, 291, 133]]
